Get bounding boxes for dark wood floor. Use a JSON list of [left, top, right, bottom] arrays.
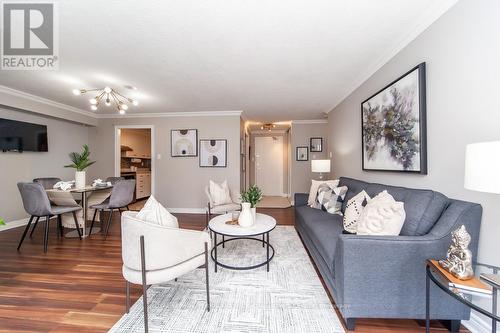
[[0, 206, 467, 332]]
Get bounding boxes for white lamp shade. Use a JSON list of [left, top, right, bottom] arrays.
[[464, 141, 500, 194], [311, 159, 331, 173]]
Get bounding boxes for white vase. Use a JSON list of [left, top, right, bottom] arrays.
[[251, 207, 257, 222], [238, 203, 254, 227], [75, 171, 86, 189]]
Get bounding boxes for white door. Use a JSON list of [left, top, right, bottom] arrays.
[[255, 136, 284, 196]]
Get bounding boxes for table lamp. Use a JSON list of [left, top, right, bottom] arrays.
[[311, 159, 330, 180], [464, 141, 500, 285]]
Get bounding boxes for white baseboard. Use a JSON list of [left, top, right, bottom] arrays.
[[167, 208, 206, 214], [464, 313, 492, 333], [0, 217, 30, 231]]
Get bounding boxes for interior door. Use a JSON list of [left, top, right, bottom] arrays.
[[254, 136, 284, 196]]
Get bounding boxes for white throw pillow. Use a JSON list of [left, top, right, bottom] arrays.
[[342, 190, 369, 233], [209, 180, 232, 206], [307, 179, 339, 207], [357, 191, 406, 236], [136, 195, 179, 228]]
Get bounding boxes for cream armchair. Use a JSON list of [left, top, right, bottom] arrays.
[[121, 211, 211, 333], [205, 186, 241, 228]]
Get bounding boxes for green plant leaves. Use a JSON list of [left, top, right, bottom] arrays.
[[64, 144, 96, 171], [241, 185, 263, 208]]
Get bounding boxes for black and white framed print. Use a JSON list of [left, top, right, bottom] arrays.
[[296, 146, 308, 161], [310, 137, 323, 152], [361, 62, 427, 174], [200, 139, 227, 167], [171, 129, 198, 157]]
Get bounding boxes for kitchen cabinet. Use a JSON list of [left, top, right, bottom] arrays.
[[136, 172, 151, 199], [121, 129, 151, 158]]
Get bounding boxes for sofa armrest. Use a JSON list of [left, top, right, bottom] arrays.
[[333, 234, 450, 317], [294, 193, 309, 207]]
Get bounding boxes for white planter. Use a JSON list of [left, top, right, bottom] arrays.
[[238, 202, 254, 227], [251, 207, 257, 222], [75, 171, 86, 189]]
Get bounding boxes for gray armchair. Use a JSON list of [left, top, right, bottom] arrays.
[[294, 177, 482, 331]]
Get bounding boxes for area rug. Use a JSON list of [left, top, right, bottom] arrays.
[[256, 196, 291, 209], [109, 226, 345, 333]]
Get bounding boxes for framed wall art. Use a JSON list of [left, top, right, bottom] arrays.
[[310, 137, 323, 152], [296, 146, 308, 161], [200, 139, 227, 167], [171, 129, 197, 157], [361, 62, 427, 174]]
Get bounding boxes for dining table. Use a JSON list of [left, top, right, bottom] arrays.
[[47, 185, 113, 238]]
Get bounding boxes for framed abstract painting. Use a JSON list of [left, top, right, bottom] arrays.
[[200, 139, 227, 167], [171, 129, 197, 157], [361, 62, 427, 174]]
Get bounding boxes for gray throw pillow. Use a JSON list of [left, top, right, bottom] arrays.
[[315, 184, 348, 215]]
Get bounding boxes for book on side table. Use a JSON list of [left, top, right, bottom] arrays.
[[428, 259, 492, 296]]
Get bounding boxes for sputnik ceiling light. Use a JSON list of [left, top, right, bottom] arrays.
[[72, 86, 139, 114]]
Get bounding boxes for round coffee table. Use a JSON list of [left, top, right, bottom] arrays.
[[208, 213, 276, 272]]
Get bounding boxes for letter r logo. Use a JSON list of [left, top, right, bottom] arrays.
[[2, 3, 54, 55]]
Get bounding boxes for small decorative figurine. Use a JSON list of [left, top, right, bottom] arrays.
[[439, 225, 474, 280]]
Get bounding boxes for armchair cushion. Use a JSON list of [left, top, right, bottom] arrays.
[[209, 180, 232, 206], [211, 203, 241, 214], [136, 195, 178, 228]]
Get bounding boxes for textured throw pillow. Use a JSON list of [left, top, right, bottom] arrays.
[[209, 180, 232, 206], [357, 190, 406, 236], [315, 185, 348, 215], [136, 195, 179, 228], [342, 190, 370, 233], [307, 179, 339, 207]]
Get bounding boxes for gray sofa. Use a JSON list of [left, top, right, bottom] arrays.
[[294, 177, 482, 331]]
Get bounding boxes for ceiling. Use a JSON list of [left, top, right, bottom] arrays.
[[0, 0, 457, 121]]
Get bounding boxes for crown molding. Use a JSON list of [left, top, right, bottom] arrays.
[[291, 119, 328, 124], [0, 85, 97, 118], [96, 110, 243, 118], [326, 0, 457, 113]]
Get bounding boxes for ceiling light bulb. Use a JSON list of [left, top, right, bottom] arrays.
[[132, 100, 139, 106], [90, 105, 98, 111], [89, 98, 97, 105], [119, 109, 125, 115], [105, 98, 111, 106], [72, 89, 81, 95], [104, 86, 112, 93], [120, 103, 129, 110]]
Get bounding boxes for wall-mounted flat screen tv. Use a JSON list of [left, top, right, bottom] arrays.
[[0, 118, 48, 152]]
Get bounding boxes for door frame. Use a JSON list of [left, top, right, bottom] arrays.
[[114, 125, 156, 197]]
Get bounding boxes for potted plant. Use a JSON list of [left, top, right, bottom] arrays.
[[0, 218, 5, 226], [65, 144, 96, 189], [241, 185, 263, 222]]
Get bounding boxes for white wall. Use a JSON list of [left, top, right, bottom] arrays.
[[327, 0, 500, 265], [0, 107, 90, 222]]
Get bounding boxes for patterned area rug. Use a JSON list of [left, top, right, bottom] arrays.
[[109, 226, 345, 333]]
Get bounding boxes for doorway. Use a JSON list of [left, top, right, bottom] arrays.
[[114, 125, 155, 200], [254, 136, 284, 196]]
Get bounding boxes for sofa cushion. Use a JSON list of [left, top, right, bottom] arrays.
[[296, 205, 344, 272], [339, 177, 448, 236]]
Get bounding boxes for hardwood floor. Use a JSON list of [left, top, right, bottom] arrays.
[[0, 206, 467, 332]]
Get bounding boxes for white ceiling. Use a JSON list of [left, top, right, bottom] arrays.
[[0, 0, 457, 121]]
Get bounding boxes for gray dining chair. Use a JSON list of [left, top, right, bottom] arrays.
[[30, 177, 62, 238], [105, 176, 124, 185], [89, 179, 135, 240], [17, 182, 83, 252]]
